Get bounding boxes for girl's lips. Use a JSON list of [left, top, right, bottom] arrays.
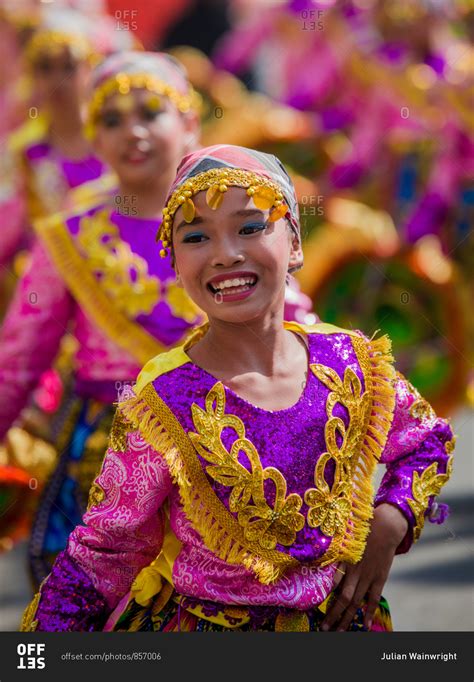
[[123, 151, 150, 164], [207, 278, 258, 303]]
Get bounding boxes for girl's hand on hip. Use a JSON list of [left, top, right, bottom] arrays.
[[320, 503, 409, 632]]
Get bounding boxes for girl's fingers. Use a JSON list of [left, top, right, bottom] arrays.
[[334, 581, 370, 632], [320, 571, 359, 631], [332, 561, 347, 589], [363, 583, 383, 629]]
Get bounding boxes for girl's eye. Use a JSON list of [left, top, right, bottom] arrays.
[[63, 61, 77, 74], [100, 111, 121, 128], [240, 222, 266, 235], [182, 231, 208, 243], [141, 105, 162, 121]]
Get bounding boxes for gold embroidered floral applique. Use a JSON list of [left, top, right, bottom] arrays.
[[396, 371, 437, 422], [188, 382, 305, 550], [77, 210, 160, 317], [407, 455, 453, 541], [305, 364, 371, 537], [86, 480, 106, 512]]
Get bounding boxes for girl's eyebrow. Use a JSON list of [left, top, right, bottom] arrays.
[[234, 209, 265, 216], [175, 208, 264, 232], [175, 216, 204, 232]]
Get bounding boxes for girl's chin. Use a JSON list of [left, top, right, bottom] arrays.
[[206, 301, 271, 325]]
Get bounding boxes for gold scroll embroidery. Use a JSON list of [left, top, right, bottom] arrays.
[[34, 213, 174, 366], [305, 365, 372, 537], [77, 210, 160, 317], [407, 455, 453, 541], [86, 481, 106, 512], [189, 382, 305, 550]]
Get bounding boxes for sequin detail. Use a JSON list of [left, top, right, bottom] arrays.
[[22, 552, 108, 632], [77, 209, 160, 317], [407, 455, 453, 541], [305, 364, 371, 537], [189, 382, 305, 550], [109, 408, 133, 452], [86, 481, 106, 512]]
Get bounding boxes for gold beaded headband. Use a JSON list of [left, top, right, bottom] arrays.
[[85, 72, 200, 139], [25, 30, 92, 66], [158, 167, 289, 257]]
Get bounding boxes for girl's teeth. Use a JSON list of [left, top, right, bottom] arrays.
[[213, 277, 255, 291]]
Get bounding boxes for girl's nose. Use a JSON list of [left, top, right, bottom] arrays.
[[211, 239, 245, 268], [126, 120, 149, 140]]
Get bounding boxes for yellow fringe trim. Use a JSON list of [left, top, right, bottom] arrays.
[[119, 386, 299, 585], [319, 332, 396, 567], [20, 590, 42, 632], [34, 212, 174, 367]]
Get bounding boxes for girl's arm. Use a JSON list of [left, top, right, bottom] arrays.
[[21, 414, 173, 632], [373, 371, 455, 554], [0, 240, 73, 440]]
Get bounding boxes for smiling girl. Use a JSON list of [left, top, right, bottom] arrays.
[[0, 51, 202, 587], [21, 145, 455, 632]]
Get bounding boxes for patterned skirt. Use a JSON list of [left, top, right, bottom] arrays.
[[112, 585, 393, 633], [28, 394, 114, 588]]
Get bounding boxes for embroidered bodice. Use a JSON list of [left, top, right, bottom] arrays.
[[23, 323, 455, 631]]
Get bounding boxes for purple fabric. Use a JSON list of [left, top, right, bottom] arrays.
[[61, 156, 104, 188], [374, 420, 453, 554], [25, 142, 105, 188], [153, 332, 365, 563], [405, 191, 449, 243], [34, 551, 108, 632], [67, 206, 200, 347], [24, 142, 50, 161]]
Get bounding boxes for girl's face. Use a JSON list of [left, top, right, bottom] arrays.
[[94, 88, 198, 188], [33, 46, 89, 109], [172, 187, 302, 325]]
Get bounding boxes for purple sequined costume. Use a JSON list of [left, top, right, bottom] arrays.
[[22, 322, 455, 632]]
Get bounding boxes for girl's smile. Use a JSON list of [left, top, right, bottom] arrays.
[[207, 270, 259, 301], [172, 187, 301, 324]]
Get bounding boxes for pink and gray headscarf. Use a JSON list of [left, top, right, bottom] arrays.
[[160, 144, 302, 270]]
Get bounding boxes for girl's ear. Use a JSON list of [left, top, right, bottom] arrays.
[[288, 231, 304, 272], [173, 257, 181, 283], [182, 111, 200, 154]]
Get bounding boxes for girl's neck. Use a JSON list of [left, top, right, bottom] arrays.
[[48, 106, 90, 159], [190, 311, 292, 378], [116, 178, 173, 220]]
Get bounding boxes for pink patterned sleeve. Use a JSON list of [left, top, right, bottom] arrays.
[[0, 240, 73, 439], [31, 425, 173, 631], [374, 372, 455, 555]]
